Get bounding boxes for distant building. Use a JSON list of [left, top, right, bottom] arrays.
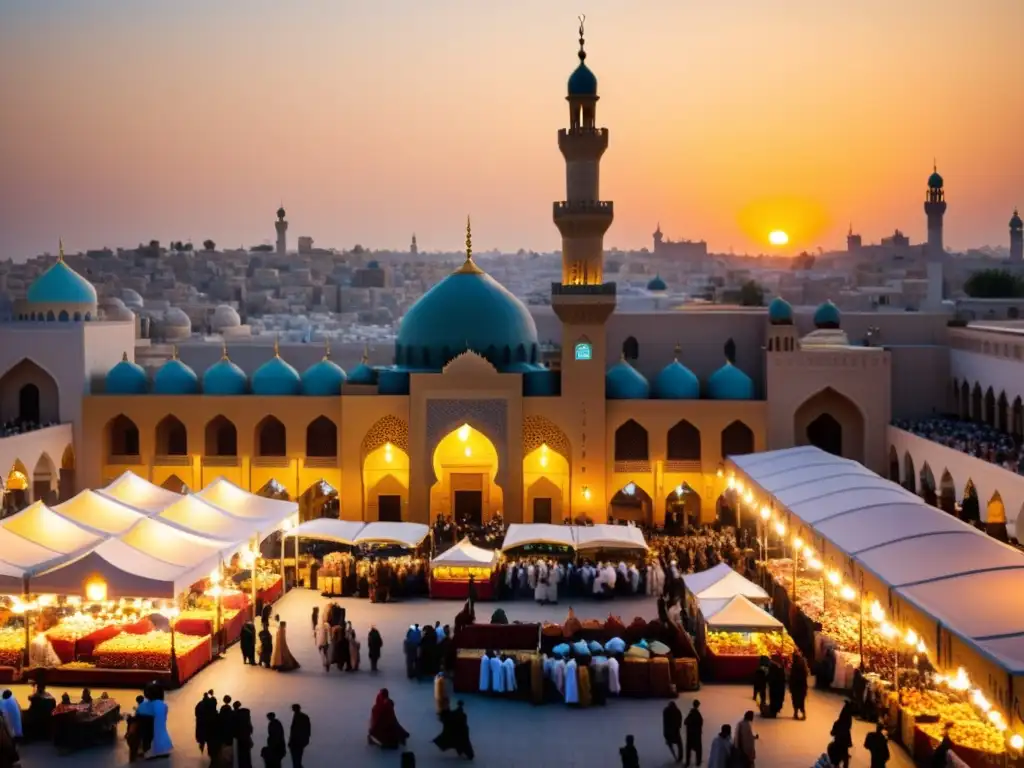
[[351, 262, 388, 289], [881, 230, 911, 248], [652, 224, 708, 266], [297, 236, 314, 254]]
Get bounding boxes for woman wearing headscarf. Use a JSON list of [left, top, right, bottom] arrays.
[[789, 651, 809, 720], [137, 683, 173, 759], [270, 621, 301, 672], [346, 621, 361, 671], [367, 689, 408, 750], [330, 623, 346, 672]]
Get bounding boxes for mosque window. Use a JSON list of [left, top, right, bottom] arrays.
[[58, 311, 69, 322], [515, 344, 527, 363], [574, 342, 592, 361], [84, 312, 91, 321], [74, 312, 82, 321], [46, 311, 55, 322], [622, 337, 639, 361]]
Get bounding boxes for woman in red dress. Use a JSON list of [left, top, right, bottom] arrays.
[[367, 689, 409, 750]]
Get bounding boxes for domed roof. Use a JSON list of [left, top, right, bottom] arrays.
[[653, 359, 700, 400], [153, 353, 199, 395], [27, 258, 97, 306], [396, 221, 538, 371], [523, 369, 560, 397], [251, 344, 301, 396], [211, 305, 241, 330], [277, 206, 286, 219], [606, 359, 650, 400], [105, 353, 148, 395], [163, 307, 191, 329], [202, 351, 248, 395], [367, 260, 381, 270], [121, 289, 144, 309], [646, 274, 667, 292], [302, 356, 346, 396], [347, 360, 376, 385], [1011, 209, 1022, 231], [813, 300, 841, 329], [707, 362, 754, 400], [100, 297, 135, 322], [568, 62, 598, 96], [928, 170, 944, 189], [768, 296, 793, 325]]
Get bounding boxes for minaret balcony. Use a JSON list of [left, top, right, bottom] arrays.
[[558, 127, 609, 159], [553, 200, 613, 216], [553, 201, 614, 236]]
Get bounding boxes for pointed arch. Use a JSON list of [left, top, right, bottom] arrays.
[[61, 444, 76, 470], [960, 381, 970, 420], [998, 391, 1009, 433], [1014, 396, 1023, 438], [666, 482, 702, 530], [984, 387, 996, 427], [609, 481, 652, 526], [938, 470, 957, 514], [256, 479, 290, 500], [903, 452, 916, 493], [360, 414, 409, 456], [105, 414, 140, 459], [667, 420, 701, 462], [204, 416, 238, 457], [793, 387, 865, 461], [255, 415, 287, 457], [919, 462, 936, 505], [155, 415, 188, 456], [622, 336, 639, 361], [961, 479, 979, 523], [522, 415, 571, 463], [720, 420, 754, 459], [614, 419, 649, 462], [972, 383, 983, 422], [306, 416, 338, 458], [888, 446, 900, 482], [0, 358, 60, 426]]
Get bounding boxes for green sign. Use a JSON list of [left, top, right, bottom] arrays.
[[574, 342, 592, 361]]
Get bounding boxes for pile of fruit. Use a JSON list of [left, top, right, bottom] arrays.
[[706, 631, 796, 658], [178, 607, 240, 625], [901, 688, 1006, 755], [918, 720, 1005, 755], [61, 661, 96, 670], [93, 631, 209, 671], [432, 566, 492, 581], [46, 613, 131, 642], [0, 628, 24, 668]]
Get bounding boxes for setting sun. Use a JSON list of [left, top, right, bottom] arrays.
[[769, 230, 790, 246]]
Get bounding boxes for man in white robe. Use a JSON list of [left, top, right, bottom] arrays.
[[527, 563, 537, 590], [0, 690, 21, 738], [552, 657, 567, 696], [479, 652, 491, 692], [607, 656, 621, 695], [489, 652, 505, 693], [545, 563, 560, 604], [628, 565, 640, 593], [502, 655, 516, 692], [564, 658, 579, 704]]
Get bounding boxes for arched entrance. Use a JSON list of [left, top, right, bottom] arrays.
[[59, 444, 75, 501], [986, 491, 1008, 541], [984, 388, 996, 427], [256, 479, 290, 500], [666, 482, 701, 531], [32, 453, 57, 505], [716, 491, 739, 528], [0, 359, 60, 426], [299, 480, 338, 521], [961, 480, 980, 524], [361, 416, 410, 522], [609, 481, 652, 526], [794, 388, 865, 461], [720, 421, 754, 458], [430, 423, 502, 527], [919, 463, 937, 506], [903, 453, 916, 493], [971, 384, 982, 422], [998, 392, 1009, 433], [888, 446, 899, 482], [523, 443, 569, 524], [938, 470, 956, 514]]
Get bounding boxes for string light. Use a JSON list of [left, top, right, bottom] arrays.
[[793, 536, 804, 550], [827, 570, 841, 586], [839, 585, 856, 601], [774, 521, 786, 537], [759, 506, 771, 521]]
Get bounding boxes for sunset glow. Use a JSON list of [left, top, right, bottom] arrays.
[[769, 230, 790, 246]]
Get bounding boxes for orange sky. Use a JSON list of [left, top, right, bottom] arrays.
[[0, 1, 1021, 258]]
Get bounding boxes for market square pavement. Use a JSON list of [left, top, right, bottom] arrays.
[[10, 589, 913, 767]]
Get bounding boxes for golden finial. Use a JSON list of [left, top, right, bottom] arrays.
[[361, 344, 369, 364], [323, 338, 331, 361], [273, 334, 280, 357], [674, 343, 681, 359], [121, 351, 129, 362], [221, 342, 229, 360], [58, 238, 65, 263], [455, 215, 484, 274], [578, 14, 587, 61], [466, 215, 472, 259], [171, 344, 179, 361]]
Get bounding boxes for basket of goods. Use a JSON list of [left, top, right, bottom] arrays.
[[0, 629, 24, 668], [93, 631, 207, 671]]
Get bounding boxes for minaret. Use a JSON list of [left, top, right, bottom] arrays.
[[846, 223, 861, 252], [551, 17, 616, 523], [924, 164, 946, 307], [1010, 209, 1023, 263], [410, 233, 418, 256], [653, 223, 664, 253], [275, 206, 288, 255]]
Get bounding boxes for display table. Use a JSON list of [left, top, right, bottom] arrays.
[[454, 622, 540, 651], [52, 699, 121, 754], [913, 725, 1004, 768], [175, 636, 212, 684], [430, 576, 496, 600], [704, 647, 761, 682], [257, 577, 283, 606], [76, 625, 124, 661]]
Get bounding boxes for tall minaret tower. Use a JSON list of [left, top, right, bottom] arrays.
[[924, 164, 946, 308], [1010, 209, 1023, 263], [551, 17, 616, 523], [275, 206, 288, 255]]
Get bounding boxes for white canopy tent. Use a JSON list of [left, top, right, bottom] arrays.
[[51, 490, 149, 535], [354, 522, 430, 549], [156, 495, 265, 543], [573, 524, 648, 551], [0, 560, 24, 593], [99, 471, 184, 515], [195, 477, 297, 527], [289, 519, 367, 546], [500, 524, 576, 551], [683, 564, 769, 602], [430, 538, 499, 568], [699, 594, 783, 632], [730, 446, 1024, 674]]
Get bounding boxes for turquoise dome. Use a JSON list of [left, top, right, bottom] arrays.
[[768, 297, 793, 325], [202, 357, 248, 395], [606, 360, 650, 400], [347, 360, 376, 386], [105, 354, 148, 395], [395, 260, 539, 371], [302, 358, 346, 396], [27, 260, 97, 306], [708, 362, 754, 400], [377, 369, 410, 395], [653, 360, 700, 400], [1011, 209, 1022, 231], [646, 274, 667, 292], [251, 353, 301, 396], [523, 369, 560, 397], [814, 300, 841, 329], [928, 170, 943, 189], [153, 357, 199, 395], [568, 62, 598, 96]]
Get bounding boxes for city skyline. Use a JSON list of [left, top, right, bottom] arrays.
[[1, 0, 1021, 259]]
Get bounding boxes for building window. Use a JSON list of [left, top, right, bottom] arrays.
[[574, 342, 592, 361]]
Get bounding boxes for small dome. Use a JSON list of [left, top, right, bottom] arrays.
[[813, 300, 841, 329], [707, 362, 754, 400], [768, 297, 793, 325], [211, 305, 241, 330], [377, 369, 410, 395], [605, 359, 649, 400], [568, 62, 598, 96], [163, 307, 191, 329], [105, 353, 148, 395], [652, 360, 700, 400], [121, 289, 144, 309], [277, 206, 286, 219], [367, 260, 381, 270], [646, 274, 667, 292], [1011, 209, 1022, 231], [100, 297, 135, 322], [928, 170, 944, 189], [27, 260, 97, 306], [347, 360, 376, 386], [153, 357, 199, 395], [202, 356, 248, 395], [302, 358, 346, 396], [251, 353, 301, 396]]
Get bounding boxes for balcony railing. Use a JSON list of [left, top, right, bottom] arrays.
[[614, 460, 651, 474], [553, 200, 614, 216], [665, 460, 702, 473], [253, 456, 289, 469], [550, 282, 617, 297]]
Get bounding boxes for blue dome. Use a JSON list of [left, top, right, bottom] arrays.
[[377, 369, 410, 395], [105, 354, 148, 394], [302, 358, 346, 396], [251, 354, 301, 396], [653, 360, 700, 400], [568, 62, 598, 96], [646, 274, 667, 292], [347, 361, 376, 386], [814, 300, 841, 328], [27, 260, 97, 306], [1011, 209, 1022, 231], [768, 297, 793, 325], [606, 360, 650, 400], [153, 357, 199, 395], [202, 357, 248, 395], [928, 170, 944, 189], [708, 362, 754, 400], [524, 369, 560, 397], [396, 260, 539, 371]]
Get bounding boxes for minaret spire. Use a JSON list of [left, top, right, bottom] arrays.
[[58, 238, 65, 262], [273, 334, 280, 357], [323, 337, 331, 361], [578, 14, 586, 62], [455, 215, 483, 274]]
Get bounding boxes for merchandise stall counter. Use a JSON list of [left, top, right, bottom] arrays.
[[52, 698, 121, 753], [256, 575, 283, 606], [453, 622, 540, 652], [429, 538, 499, 600]]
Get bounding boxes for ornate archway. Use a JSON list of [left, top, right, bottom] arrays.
[[361, 416, 410, 523], [105, 415, 140, 460], [609, 481, 651, 527], [32, 453, 57, 505], [720, 420, 754, 459], [919, 462, 936, 506], [666, 482, 701, 531], [205, 416, 238, 457], [793, 387, 865, 461], [903, 452, 916, 493], [0, 359, 60, 426], [430, 423, 502, 526], [888, 446, 900, 483], [986, 491, 1008, 541]]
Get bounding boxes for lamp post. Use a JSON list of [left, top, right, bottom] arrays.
[[280, 519, 292, 594]]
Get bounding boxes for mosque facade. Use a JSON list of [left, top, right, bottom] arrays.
[[1, 30, 917, 528]]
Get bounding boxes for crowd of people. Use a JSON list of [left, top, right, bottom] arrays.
[[895, 416, 1024, 474], [193, 690, 310, 768], [432, 511, 507, 552], [495, 558, 646, 602], [238, 605, 300, 671], [312, 552, 428, 602]]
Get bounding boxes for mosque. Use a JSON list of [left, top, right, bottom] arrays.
[[5, 26, 961, 530]]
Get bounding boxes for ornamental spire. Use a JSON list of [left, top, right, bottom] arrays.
[[578, 14, 586, 62], [58, 238, 65, 262], [171, 344, 179, 361], [221, 342, 229, 360], [323, 337, 331, 361], [361, 344, 369, 364], [121, 351, 129, 362], [273, 334, 280, 357], [674, 343, 681, 360], [455, 215, 483, 274]]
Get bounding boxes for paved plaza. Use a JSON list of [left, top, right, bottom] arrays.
[[11, 590, 913, 767]]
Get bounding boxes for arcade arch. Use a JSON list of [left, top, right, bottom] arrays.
[[720, 420, 754, 459], [299, 480, 338, 521], [961, 480, 980, 523], [524, 442, 569, 524], [666, 420, 701, 462], [156, 415, 188, 456], [305, 417, 337, 458], [985, 388, 996, 427], [919, 463, 937, 506], [666, 482, 701, 530], [888, 446, 899, 483], [106, 415, 140, 460], [960, 382, 970, 420], [430, 423, 502, 527], [32, 452, 56, 505], [205, 416, 238, 457], [3, 460, 29, 512], [622, 336, 639, 361], [939, 470, 957, 514], [59, 444, 75, 501], [0, 359, 60, 426], [363, 441, 409, 522], [794, 387, 864, 462], [903, 452, 916, 493], [255, 416, 287, 457], [609, 481, 652, 526], [614, 420, 649, 463], [986, 491, 1008, 540]]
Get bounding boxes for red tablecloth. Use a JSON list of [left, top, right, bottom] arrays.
[[174, 618, 212, 638], [46, 634, 76, 664], [704, 648, 761, 682], [222, 591, 249, 611], [454, 657, 481, 693], [176, 636, 212, 684], [223, 610, 246, 646], [257, 578, 283, 606], [76, 625, 124, 660], [429, 577, 495, 600], [454, 623, 539, 651]]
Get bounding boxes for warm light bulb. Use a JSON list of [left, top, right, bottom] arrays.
[[759, 506, 770, 520], [716, 468, 723, 478], [464, 446, 472, 457], [541, 443, 548, 453], [675, 485, 684, 496], [727, 477, 736, 490], [905, 629, 918, 646], [802, 545, 813, 559], [793, 537, 804, 550], [807, 557, 823, 571], [582, 486, 592, 501], [827, 570, 841, 586], [880, 623, 897, 639], [736, 481, 745, 495], [1010, 734, 1023, 751], [840, 585, 856, 601], [744, 491, 754, 505], [916, 640, 927, 655], [85, 579, 108, 604], [209, 568, 221, 584], [774, 521, 785, 537], [458, 424, 470, 442], [282, 518, 293, 532], [540, 455, 548, 468], [870, 600, 885, 623]]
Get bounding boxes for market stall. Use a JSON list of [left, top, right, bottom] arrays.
[[52, 490, 150, 535], [429, 538, 498, 600], [289, 518, 366, 595], [499, 524, 577, 563], [697, 594, 792, 682], [353, 523, 429, 602], [99, 471, 183, 515]]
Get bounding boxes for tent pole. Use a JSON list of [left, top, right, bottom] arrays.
[[251, 533, 260, 622], [215, 557, 224, 656], [280, 532, 286, 594]]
